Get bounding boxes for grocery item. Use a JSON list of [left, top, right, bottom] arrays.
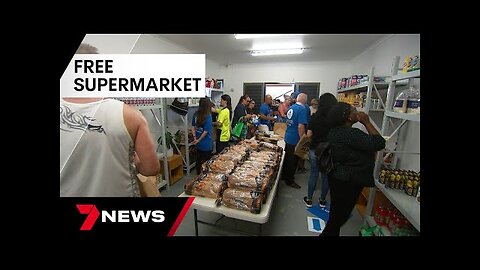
[[393, 90, 408, 113], [407, 87, 420, 114], [402, 56, 412, 73], [184, 173, 228, 199], [416, 186, 420, 203], [408, 55, 420, 72], [221, 188, 263, 214]]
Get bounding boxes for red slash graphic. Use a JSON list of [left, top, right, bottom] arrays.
[[76, 204, 100, 231]]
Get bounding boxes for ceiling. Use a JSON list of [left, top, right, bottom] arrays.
[[154, 34, 388, 65]]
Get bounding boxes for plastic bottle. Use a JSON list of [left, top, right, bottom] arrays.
[[393, 90, 408, 113]]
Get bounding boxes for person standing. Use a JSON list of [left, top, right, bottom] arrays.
[[292, 91, 309, 174], [281, 93, 309, 189], [60, 43, 159, 197], [320, 102, 385, 236], [231, 95, 252, 133], [303, 93, 337, 208], [247, 99, 256, 114], [191, 98, 213, 175], [278, 96, 291, 122], [259, 95, 276, 130], [310, 98, 319, 115], [213, 94, 232, 153]]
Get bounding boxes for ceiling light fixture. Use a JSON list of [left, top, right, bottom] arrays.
[[235, 34, 300, 39], [251, 48, 304, 56]]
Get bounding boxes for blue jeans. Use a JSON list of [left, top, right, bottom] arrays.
[[307, 149, 329, 201]]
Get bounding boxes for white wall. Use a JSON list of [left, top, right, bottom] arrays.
[[129, 35, 221, 143], [349, 34, 420, 171], [349, 34, 420, 76], [81, 34, 140, 53], [218, 61, 350, 108]]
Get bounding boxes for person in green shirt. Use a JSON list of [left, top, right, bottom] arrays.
[[213, 94, 232, 153]]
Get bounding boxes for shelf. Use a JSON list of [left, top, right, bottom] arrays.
[[337, 82, 389, 93], [158, 179, 168, 189], [358, 107, 384, 113], [206, 87, 223, 92], [375, 180, 420, 231], [385, 111, 420, 122], [176, 142, 194, 146], [390, 70, 420, 81], [183, 162, 196, 170], [365, 216, 392, 236], [134, 105, 162, 111]]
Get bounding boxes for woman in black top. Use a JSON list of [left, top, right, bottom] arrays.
[[304, 93, 337, 208], [320, 102, 385, 236]]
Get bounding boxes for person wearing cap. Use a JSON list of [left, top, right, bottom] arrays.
[[282, 92, 309, 189], [259, 94, 276, 130]]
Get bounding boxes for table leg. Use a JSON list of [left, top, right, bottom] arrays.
[[194, 209, 199, 236]]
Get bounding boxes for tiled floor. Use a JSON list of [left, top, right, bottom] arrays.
[[162, 166, 364, 236]]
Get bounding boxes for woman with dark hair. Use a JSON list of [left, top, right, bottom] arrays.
[[303, 93, 338, 208], [213, 94, 232, 153], [232, 94, 252, 132], [191, 98, 213, 175], [320, 102, 385, 236]]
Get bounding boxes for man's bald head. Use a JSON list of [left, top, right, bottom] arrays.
[[265, 94, 272, 105], [297, 93, 308, 105]]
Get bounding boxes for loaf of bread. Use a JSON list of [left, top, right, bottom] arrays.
[[221, 188, 263, 214], [184, 174, 227, 199]]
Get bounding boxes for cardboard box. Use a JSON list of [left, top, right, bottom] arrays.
[[159, 154, 184, 185]]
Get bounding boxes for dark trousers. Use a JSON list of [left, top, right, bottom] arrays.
[[320, 176, 363, 236], [282, 143, 299, 184], [216, 129, 229, 153], [216, 141, 228, 153], [196, 150, 212, 175]]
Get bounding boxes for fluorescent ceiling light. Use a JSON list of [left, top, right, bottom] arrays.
[[235, 34, 301, 39], [251, 48, 304, 56]]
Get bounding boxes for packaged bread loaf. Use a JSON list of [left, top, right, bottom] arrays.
[[221, 188, 263, 214], [184, 174, 227, 199]]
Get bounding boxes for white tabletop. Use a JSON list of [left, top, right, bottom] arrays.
[[179, 140, 285, 224]]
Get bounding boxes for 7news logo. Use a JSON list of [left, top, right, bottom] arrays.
[[76, 204, 165, 231]]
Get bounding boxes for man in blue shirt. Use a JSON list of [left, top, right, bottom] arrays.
[[259, 94, 276, 130], [282, 93, 308, 189]]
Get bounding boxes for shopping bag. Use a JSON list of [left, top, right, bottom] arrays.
[[273, 123, 287, 138], [232, 117, 245, 138], [294, 134, 311, 160], [137, 173, 161, 197]]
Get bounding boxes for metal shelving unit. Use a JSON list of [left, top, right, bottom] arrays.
[[364, 56, 420, 233], [135, 99, 169, 190], [375, 179, 420, 230], [167, 100, 198, 178]]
